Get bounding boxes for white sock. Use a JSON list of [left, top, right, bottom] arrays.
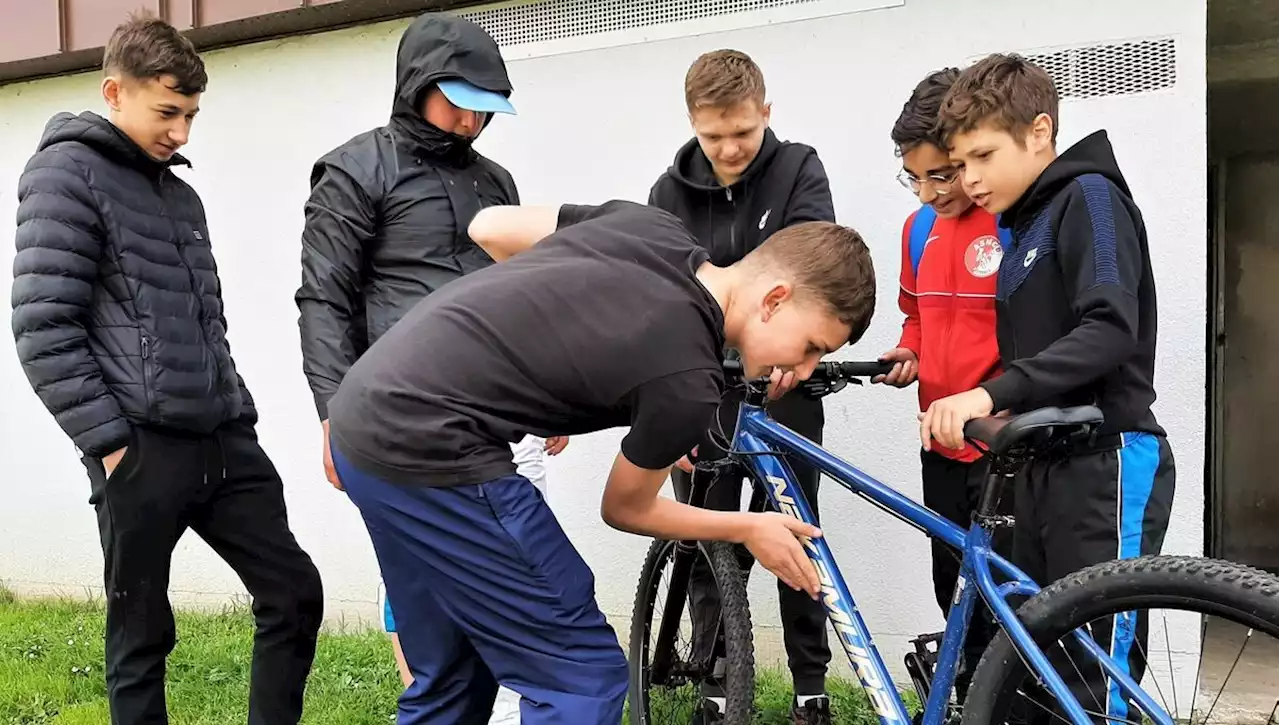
[[796, 694, 828, 706], [705, 696, 727, 712]]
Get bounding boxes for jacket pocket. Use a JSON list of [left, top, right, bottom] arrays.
[[140, 333, 156, 417], [87, 426, 139, 506]]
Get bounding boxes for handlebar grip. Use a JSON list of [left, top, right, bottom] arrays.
[[836, 361, 895, 377]]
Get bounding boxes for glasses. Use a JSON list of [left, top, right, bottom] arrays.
[[897, 169, 960, 195]]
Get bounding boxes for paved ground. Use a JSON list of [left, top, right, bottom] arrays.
[[1197, 616, 1278, 724]]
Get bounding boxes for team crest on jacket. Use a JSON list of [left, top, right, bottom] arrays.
[[965, 235, 1004, 278]]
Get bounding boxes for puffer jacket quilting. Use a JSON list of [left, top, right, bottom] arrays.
[[12, 111, 253, 459]]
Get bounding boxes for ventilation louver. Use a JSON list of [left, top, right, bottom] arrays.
[[1023, 38, 1177, 100], [458, 0, 836, 48]]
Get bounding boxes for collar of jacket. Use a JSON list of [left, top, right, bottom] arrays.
[[75, 112, 192, 176], [388, 113, 478, 168], [668, 127, 783, 193]]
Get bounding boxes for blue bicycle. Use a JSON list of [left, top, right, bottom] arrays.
[[629, 360, 1278, 724]]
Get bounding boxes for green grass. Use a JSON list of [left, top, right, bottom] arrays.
[[0, 587, 911, 724]]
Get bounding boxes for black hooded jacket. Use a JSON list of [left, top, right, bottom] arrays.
[[980, 130, 1164, 437], [647, 128, 835, 266], [295, 13, 519, 420], [12, 112, 255, 459]]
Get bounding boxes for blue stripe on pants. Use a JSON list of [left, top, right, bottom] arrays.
[[333, 447, 628, 725], [1107, 432, 1159, 718]]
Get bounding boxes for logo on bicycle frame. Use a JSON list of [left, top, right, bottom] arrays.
[[769, 475, 900, 721]]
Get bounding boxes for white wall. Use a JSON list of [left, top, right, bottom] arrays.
[[0, 0, 1205, 679]]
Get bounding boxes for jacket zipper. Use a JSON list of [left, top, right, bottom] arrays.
[[158, 174, 222, 399], [141, 333, 155, 416], [725, 187, 737, 260], [941, 225, 956, 398]]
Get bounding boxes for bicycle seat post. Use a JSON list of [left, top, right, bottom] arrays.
[[975, 457, 1016, 530]]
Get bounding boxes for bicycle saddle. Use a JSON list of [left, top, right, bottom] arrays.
[[963, 405, 1104, 456]]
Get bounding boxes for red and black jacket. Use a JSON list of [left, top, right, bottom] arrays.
[[896, 204, 1009, 462]]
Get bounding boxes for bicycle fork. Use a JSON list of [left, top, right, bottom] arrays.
[[650, 466, 725, 686]]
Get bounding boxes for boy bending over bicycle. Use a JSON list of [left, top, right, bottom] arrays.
[[921, 54, 1175, 722], [325, 200, 876, 724]]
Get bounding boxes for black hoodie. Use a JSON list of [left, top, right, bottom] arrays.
[[647, 128, 835, 266], [12, 111, 255, 458], [980, 130, 1164, 438], [295, 13, 520, 420]]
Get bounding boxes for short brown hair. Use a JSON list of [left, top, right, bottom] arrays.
[[936, 53, 1058, 147], [103, 13, 207, 95], [684, 49, 766, 111], [891, 67, 961, 154], [748, 222, 877, 344]]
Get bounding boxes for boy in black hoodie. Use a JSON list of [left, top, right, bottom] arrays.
[[925, 54, 1175, 722], [648, 49, 836, 725]]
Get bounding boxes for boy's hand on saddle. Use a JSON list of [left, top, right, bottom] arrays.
[[874, 347, 919, 387], [918, 387, 994, 452], [743, 512, 823, 599]]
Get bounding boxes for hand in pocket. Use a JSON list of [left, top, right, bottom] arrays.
[[102, 446, 129, 478]]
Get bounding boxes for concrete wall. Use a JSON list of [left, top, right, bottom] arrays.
[[0, 0, 1207, 679], [1217, 153, 1278, 570]]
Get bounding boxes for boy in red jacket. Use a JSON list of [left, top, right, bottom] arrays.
[[874, 67, 1012, 701]]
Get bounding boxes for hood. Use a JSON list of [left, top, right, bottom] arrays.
[[37, 111, 190, 172], [389, 13, 512, 164], [1004, 130, 1130, 225], [666, 127, 783, 192]]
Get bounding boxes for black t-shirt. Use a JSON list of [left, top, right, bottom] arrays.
[[327, 200, 727, 486]]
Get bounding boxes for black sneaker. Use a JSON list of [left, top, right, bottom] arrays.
[[793, 696, 832, 725], [691, 699, 725, 724]]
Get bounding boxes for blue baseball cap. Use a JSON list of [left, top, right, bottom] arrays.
[[437, 78, 516, 115]]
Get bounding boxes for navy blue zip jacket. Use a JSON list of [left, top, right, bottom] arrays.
[[980, 130, 1163, 437]]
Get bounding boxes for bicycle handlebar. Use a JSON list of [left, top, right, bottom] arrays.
[[721, 359, 894, 400]]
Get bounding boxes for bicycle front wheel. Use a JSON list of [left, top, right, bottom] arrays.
[[628, 538, 754, 724], [963, 555, 1279, 724]]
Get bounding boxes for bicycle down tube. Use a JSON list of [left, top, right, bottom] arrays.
[[732, 401, 1171, 725]]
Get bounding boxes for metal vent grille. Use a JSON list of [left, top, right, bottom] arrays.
[[1025, 38, 1177, 100], [457, 0, 822, 47]]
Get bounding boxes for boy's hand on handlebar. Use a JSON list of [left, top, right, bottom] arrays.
[[919, 387, 994, 451], [766, 368, 799, 400], [874, 348, 919, 387], [742, 512, 823, 598]]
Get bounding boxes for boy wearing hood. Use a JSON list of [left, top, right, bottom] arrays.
[[293, 13, 562, 723], [647, 50, 836, 725], [924, 53, 1175, 722], [11, 16, 323, 724]]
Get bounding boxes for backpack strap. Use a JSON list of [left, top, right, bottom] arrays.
[[907, 204, 937, 277], [994, 213, 1014, 250]]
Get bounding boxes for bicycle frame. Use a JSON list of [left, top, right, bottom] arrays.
[[732, 401, 1171, 725]]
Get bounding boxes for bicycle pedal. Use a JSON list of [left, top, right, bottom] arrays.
[[910, 631, 944, 646]]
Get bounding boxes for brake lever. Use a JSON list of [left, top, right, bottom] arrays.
[[798, 377, 849, 399]]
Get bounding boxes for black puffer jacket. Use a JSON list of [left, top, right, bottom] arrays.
[[12, 112, 254, 459], [295, 13, 519, 420]]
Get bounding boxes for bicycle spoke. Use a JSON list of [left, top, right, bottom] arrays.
[[1129, 618, 1172, 718], [1161, 610, 1177, 722], [1056, 637, 1106, 714], [1267, 700, 1277, 724], [1201, 627, 1252, 724], [1188, 617, 1209, 723]]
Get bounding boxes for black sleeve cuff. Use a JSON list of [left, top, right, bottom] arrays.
[[980, 367, 1032, 413]]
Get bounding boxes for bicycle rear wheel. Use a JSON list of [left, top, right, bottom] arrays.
[[628, 538, 754, 724], [962, 555, 1279, 724]]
